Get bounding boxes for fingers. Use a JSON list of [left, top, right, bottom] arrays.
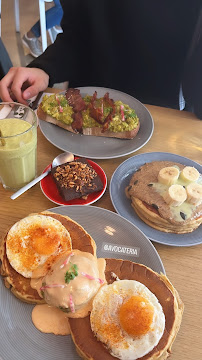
[[23, 85, 40, 100], [10, 70, 30, 105], [0, 67, 49, 104], [22, 69, 49, 100], [0, 67, 28, 104], [0, 68, 16, 102]]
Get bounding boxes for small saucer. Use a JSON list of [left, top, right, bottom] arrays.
[[40, 158, 107, 206]]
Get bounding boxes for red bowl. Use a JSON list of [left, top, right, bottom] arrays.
[[40, 157, 107, 206]]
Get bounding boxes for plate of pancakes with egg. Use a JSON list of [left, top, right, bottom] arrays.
[[110, 152, 202, 247], [0, 205, 183, 360]]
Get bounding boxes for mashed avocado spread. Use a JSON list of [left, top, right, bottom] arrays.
[[41, 94, 139, 132]]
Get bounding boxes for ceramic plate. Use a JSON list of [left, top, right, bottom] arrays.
[[0, 205, 164, 360], [38, 87, 154, 159], [40, 158, 107, 205], [110, 152, 202, 247]]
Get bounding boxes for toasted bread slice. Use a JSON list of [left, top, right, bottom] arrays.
[[37, 105, 140, 139], [0, 211, 96, 304], [69, 259, 184, 360]]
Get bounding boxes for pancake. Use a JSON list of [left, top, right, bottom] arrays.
[[0, 211, 96, 304], [131, 197, 202, 233], [0, 235, 43, 304], [126, 161, 202, 234], [69, 259, 183, 360], [41, 211, 96, 256]]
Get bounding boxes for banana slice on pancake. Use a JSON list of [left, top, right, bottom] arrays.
[[126, 160, 202, 233], [158, 167, 180, 186], [180, 166, 200, 183], [186, 183, 202, 206], [163, 184, 187, 207]]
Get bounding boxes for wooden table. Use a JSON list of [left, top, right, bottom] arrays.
[[0, 100, 202, 360]]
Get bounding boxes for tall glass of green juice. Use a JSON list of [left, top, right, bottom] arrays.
[[0, 102, 37, 190]]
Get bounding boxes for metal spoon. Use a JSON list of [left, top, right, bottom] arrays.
[[10, 152, 74, 200]]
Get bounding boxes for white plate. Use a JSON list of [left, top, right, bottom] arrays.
[[110, 152, 202, 246], [0, 205, 164, 360], [38, 87, 154, 159]]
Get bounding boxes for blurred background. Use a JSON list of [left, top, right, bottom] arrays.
[[1, 0, 53, 67]]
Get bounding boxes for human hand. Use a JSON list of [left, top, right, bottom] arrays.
[[0, 67, 49, 104]]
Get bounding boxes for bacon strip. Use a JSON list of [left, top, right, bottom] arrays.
[[88, 91, 116, 131], [102, 99, 116, 132], [71, 112, 83, 133], [65, 88, 87, 132], [89, 105, 103, 124], [66, 88, 86, 113], [88, 91, 103, 124], [103, 92, 114, 107], [66, 88, 116, 132]]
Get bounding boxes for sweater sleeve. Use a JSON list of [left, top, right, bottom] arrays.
[[27, 0, 80, 86], [182, 9, 202, 120]]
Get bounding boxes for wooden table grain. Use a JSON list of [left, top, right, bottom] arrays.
[[0, 97, 202, 360]]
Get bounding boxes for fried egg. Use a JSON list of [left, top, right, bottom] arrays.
[[6, 215, 72, 278], [90, 280, 165, 360]]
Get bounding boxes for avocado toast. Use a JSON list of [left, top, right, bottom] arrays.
[[38, 88, 140, 139]]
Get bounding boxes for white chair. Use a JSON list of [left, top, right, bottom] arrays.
[[5, 0, 52, 51], [14, 0, 20, 33], [38, 0, 53, 51]]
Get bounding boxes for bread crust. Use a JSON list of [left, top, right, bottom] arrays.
[[37, 105, 140, 139]]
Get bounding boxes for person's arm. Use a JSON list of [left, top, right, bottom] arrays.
[[0, 0, 80, 103], [182, 41, 202, 120], [27, 0, 80, 86], [182, 8, 202, 120]]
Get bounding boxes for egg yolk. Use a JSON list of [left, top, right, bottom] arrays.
[[119, 295, 154, 336], [31, 226, 60, 255]]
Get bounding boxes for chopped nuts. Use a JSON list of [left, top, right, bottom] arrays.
[[53, 160, 98, 193]]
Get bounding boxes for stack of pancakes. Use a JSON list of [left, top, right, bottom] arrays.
[[69, 259, 183, 360], [126, 161, 202, 233], [0, 211, 183, 360], [0, 211, 96, 304]]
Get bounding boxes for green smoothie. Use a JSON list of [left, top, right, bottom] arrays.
[[0, 118, 37, 189]]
